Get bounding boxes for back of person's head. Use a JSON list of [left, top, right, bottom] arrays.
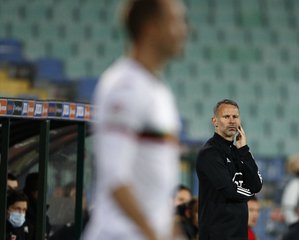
[[122, 0, 163, 42], [23, 172, 39, 197], [286, 154, 299, 175], [7, 190, 28, 209], [8, 173, 17, 181], [7, 173, 18, 190]]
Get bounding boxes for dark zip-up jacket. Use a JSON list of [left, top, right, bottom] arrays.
[[6, 220, 30, 240], [196, 133, 262, 240]]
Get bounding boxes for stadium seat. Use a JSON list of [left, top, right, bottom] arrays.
[[76, 77, 98, 103], [0, 39, 24, 62], [35, 57, 65, 82], [24, 39, 47, 60]]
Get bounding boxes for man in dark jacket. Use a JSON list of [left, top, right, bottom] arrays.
[[196, 99, 263, 240], [282, 221, 299, 240], [6, 190, 31, 240]]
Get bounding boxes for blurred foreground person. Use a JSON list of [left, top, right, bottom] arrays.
[[247, 196, 260, 240], [82, 0, 187, 239], [196, 99, 263, 240]]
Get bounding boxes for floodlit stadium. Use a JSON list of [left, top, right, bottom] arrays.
[[1, 0, 299, 239]]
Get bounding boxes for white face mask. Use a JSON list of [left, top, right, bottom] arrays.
[[8, 212, 25, 228]]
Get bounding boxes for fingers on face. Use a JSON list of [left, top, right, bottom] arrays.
[[238, 125, 244, 133]]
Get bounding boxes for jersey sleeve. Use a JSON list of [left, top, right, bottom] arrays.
[[197, 147, 254, 201]]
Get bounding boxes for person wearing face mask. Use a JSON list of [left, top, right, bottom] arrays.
[[6, 190, 30, 240]]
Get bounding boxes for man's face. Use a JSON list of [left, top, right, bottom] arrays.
[[155, 0, 188, 58], [7, 201, 27, 217], [7, 180, 18, 190], [212, 104, 241, 141], [248, 200, 260, 227], [174, 189, 192, 206]]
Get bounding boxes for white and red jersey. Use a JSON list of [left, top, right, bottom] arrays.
[[83, 57, 180, 240]]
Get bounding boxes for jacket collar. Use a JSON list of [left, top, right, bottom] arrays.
[[213, 133, 234, 146]]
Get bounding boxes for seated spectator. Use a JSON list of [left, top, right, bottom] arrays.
[[176, 198, 199, 240], [174, 184, 193, 207], [266, 207, 287, 239], [49, 181, 89, 240], [7, 173, 18, 190], [248, 196, 260, 240], [23, 172, 51, 239], [6, 190, 31, 240]]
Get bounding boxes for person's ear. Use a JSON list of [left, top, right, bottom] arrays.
[[212, 116, 217, 127]]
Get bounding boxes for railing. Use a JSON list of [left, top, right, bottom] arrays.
[[0, 97, 92, 240]]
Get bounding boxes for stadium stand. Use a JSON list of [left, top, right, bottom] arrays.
[[2, 1, 299, 240]]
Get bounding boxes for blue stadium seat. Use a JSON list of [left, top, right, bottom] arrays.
[[0, 38, 24, 62], [76, 77, 98, 103], [35, 57, 65, 82]]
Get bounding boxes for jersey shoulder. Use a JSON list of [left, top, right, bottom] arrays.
[[94, 58, 156, 130]]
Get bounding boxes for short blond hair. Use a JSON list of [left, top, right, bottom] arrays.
[[286, 154, 299, 174]]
